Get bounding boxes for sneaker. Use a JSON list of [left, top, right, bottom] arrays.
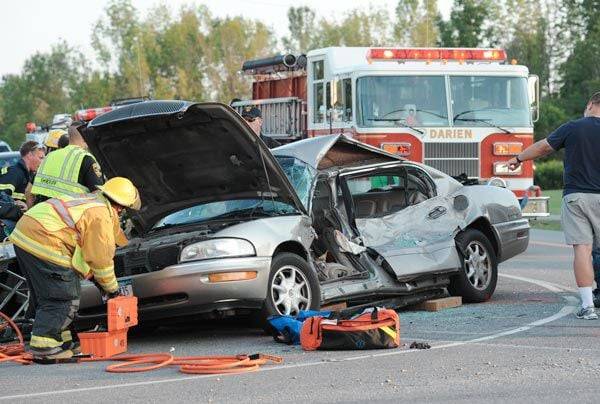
[[575, 306, 598, 320]]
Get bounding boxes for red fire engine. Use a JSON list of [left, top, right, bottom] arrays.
[[235, 47, 549, 216]]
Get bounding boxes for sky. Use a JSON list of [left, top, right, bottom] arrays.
[[0, 0, 452, 77]]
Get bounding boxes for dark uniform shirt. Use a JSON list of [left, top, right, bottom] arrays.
[[33, 155, 105, 204], [0, 159, 30, 225], [0, 159, 31, 201], [260, 134, 281, 149], [547, 117, 600, 196]]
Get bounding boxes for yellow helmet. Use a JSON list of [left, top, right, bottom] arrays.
[[97, 177, 141, 210], [45, 129, 67, 149]]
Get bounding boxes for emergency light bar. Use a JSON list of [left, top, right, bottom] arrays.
[[74, 107, 116, 122], [367, 48, 507, 63]]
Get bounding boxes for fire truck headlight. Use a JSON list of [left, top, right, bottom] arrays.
[[493, 142, 523, 156], [382, 142, 411, 157], [494, 162, 522, 176]]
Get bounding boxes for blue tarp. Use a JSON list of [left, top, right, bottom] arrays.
[[268, 310, 332, 345]]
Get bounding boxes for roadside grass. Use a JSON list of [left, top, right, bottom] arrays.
[[529, 220, 562, 231], [543, 189, 562, 215]]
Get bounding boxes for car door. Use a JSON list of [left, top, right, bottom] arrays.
[[340, 164, 464, 281]]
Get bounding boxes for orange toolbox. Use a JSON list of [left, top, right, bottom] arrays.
[[78, 329, 127, 358], [107, 296, 138, 331], [78, 296, 138, 358]]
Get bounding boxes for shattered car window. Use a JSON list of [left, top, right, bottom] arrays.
[[275, 156, 316, 210]]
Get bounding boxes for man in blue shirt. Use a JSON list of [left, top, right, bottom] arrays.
[[508, 92, 600, 320]]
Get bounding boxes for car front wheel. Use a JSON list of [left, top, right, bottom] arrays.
[[448, 229, 498, 303], [260, 253, 320, 323]]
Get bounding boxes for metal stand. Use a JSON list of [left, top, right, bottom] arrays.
[[0, 242, 29, 320]]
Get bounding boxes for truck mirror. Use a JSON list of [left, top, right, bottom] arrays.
[[528, 75, 539, 123]]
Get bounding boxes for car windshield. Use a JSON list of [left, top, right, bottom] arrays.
[[450, 76, 531, 127], [357, 75, 449, 127], [275, 155, 315, 210], [153, 199, 299, 230]]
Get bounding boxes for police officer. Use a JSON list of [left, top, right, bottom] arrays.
[[31, 122, 104, 204], [241, 106, 281, 149], [0, 141, 45, 235]]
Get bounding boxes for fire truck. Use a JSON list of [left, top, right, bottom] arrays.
[[234, 47, 549, 216]]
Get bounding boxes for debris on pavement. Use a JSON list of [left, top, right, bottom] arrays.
[[409, 341, 431, 350]]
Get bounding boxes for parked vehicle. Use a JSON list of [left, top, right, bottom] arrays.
[[0, 101, 530, 327], [0, 141, 12, 153], [0, 152, 21, 168]]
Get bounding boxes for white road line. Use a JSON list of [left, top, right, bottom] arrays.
[[0, 274, 578, 401], [499, 273, 575, 293], [529, 241, 570, 249]]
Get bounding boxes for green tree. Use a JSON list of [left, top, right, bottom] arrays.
[[559, 21, 600, 117], [283, 7, 316, 53], [314, 7, 392, 47], [207, 16, 275, 102], [394, 0, 441, 46], [438, 0, 490, 47], [0, 41, 86, 148]]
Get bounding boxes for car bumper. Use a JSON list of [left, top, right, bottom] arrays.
[[493, 218, 530, 262], [77, 256, 272, 324]]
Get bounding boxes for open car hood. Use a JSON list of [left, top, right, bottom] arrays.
[[83, 101, 306, 234]]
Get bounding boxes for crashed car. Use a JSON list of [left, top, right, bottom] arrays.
[[1, 100, 530, 326]]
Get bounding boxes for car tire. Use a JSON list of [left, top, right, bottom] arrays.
[[448, 229, 498, 303], [258, 253, 320, 327]]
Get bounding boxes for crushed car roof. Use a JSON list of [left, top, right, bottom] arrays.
[[272, 134, 400, 169]]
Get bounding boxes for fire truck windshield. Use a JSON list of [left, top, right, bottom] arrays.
[[450, 76, 531, 127], [357, 76, 448, 127], [356, 75, 531, 128]]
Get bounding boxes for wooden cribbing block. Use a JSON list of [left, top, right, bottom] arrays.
[[321, 302, 348, 311], [415, 296, 462, 312]]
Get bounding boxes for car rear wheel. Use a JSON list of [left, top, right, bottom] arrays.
[[448, 229, 498, 303], [259, 253, 320, 325]]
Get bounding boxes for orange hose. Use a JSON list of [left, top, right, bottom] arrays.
[[2, 311, 283, 374], [83, 353, 282, 374], [0, 311, 32, 365]]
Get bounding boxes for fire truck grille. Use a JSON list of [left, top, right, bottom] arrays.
[[423, 142, 479, 178]]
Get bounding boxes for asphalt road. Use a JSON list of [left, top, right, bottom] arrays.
[[2, 229, 599, 403]]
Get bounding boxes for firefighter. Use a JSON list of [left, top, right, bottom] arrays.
[[0, 141, 45, 236], [241, 106, 281, 149], [9, 177, 140, 360], [44, 129, 67, 153], [31, 122, 104, 205]]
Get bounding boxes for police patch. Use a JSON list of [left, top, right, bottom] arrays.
[[92, 163, 102, 178]]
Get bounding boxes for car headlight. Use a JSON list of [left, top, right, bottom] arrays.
[[180, 238, 256, 263]]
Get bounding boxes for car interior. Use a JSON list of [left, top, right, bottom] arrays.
[[308, 165, 435, 283], [348, 167, 434, 219]]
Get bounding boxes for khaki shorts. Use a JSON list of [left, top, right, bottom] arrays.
[[561, 193, 600, 246]]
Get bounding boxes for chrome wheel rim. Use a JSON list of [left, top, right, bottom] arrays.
[[271, 265, 311, 316], [464, 241, 492, 290]]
